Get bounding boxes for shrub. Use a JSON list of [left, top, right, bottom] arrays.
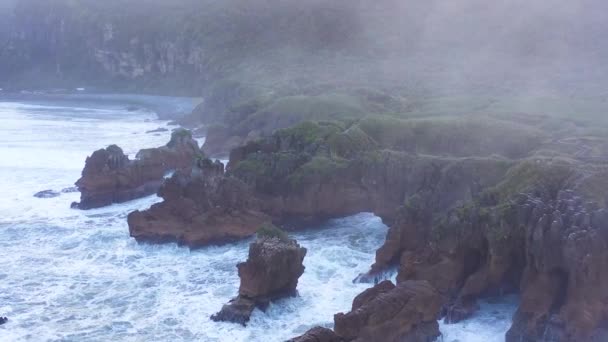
[[167, 128, 193, 148], [256, 223, 289, 241]]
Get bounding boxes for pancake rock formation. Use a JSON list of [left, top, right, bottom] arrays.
[[72, 129, 200, 209], [211, 227, 307, 325], [127, 157, 269, 246], [289, 280, 442, 342]]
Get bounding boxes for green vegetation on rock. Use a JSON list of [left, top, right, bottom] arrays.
[[257, 223, 289, 242], [167, 129, 193, 148]]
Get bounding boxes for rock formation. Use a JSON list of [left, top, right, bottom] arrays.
[[505, 190, 608, 341], [128, 157, 269, 247], [72, 129, 200, 209], [0, 316, 7, 325], [333, 280, 442, 342], [288, 327, 342, 342], [126, 117, 608, 340], [289, 280, 442, 342], [211, 227, 307, 325], [129, 121, 514, 247], [369, 160, 608, 341]]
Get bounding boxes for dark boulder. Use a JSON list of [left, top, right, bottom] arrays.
[[145, 127, 169, 134], [34, 190, 60, 198]]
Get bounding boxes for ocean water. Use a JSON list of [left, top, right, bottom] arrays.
[[439, 295, 519, 342], [0, 100, 516, 341]]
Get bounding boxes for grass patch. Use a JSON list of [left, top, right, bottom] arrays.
[[287, 156, 348, 190], [357, 115, 543, 158]]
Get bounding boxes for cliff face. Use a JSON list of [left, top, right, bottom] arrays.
[[3, 0, 607, 99], [0, 0, 361, 93], [128, 118, 533, 247], [2, 0, 209, 91]]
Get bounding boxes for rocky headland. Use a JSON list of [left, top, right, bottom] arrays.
[[290, 280, 442, 342], [124, 111, 608, 340]]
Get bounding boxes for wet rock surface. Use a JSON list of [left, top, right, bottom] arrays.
[[73, 129, 200, 209], [212, 233, 306, 325], [34, 190, 60, 198], [145, 127, 169, 133], [286, 280, 442, 342]]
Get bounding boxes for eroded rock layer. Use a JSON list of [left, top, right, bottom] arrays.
[[289, 280, 441, 342], [379, 161, 608, 341], [130, 121, 515, 247], [212, 231, 306, 325], [73, 129, 200, 209]]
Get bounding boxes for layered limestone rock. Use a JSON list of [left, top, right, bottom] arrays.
[[212, 229, 307, 325], [506, 190, 608, 341], [72, 129, 200, 209], [333, 280, 442, 342], [128, 157, 269, 246], [371, 159, 608, 341], [129, 121, 513, 248], [125, 119, 608, 340], [288, 280, 441, 342]]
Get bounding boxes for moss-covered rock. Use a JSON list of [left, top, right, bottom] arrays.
[[481, 160, 575, 203], [287, 156, 349, 190]]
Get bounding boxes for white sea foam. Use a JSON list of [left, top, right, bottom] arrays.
[[439, 295, 519, 342]]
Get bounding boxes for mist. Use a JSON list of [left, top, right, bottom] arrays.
[[2, 0, 608, 101], [1, 1, 608, 342]]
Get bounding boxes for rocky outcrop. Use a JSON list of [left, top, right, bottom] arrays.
[[128, 121, 513, 247], [333, 280, 442, 342], [212, 231, 307, 325], [288, 327, 342, 342], [505, 190, 608, 342], [125, 119, 608, 340], [72, 129, 200, 209], [287, 280, 442, 342], [0, 317, 7, 325], [34, 190, 60, 198], [127, 158, 269, 247], [365, 158, 608, 341]]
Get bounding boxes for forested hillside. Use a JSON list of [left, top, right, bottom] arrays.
[[2, 0, 607, 98]]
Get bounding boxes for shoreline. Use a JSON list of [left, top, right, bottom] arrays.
[[0, 92, 202, 121]]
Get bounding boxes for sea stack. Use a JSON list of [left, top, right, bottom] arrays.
[[212, 225, 307, 325]]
